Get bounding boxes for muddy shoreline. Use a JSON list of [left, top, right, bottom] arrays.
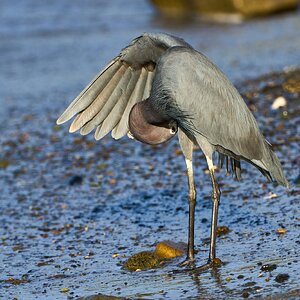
[[1, 68, 299, 299]]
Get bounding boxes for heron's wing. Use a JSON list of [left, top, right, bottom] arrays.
[[155, 47, 266, 160], [56, 32, 191, 140]]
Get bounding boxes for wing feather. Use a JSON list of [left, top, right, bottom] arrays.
[[91, 70, 141, 139], [57, 32, 192, 140], [143, 71, 155, 100], [57, 59, 121, 125], [93, 67, 132, 140], [112, 68, 148, 139], [78, 67, 132, 135], [69, 64, 127, 133]]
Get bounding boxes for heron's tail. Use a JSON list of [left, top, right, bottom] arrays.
[[254, 142, 289, 188]]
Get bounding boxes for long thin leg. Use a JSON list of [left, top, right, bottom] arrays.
[[183, 158, 197, 264], [187, 158, 196, 260], [178, 130, 197, 267], [194, 155, 221, 271], [208, 167, 220, 261]]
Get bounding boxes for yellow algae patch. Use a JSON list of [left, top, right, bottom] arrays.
[[123, 241, 187, 271], [123, 251, 161, 271]]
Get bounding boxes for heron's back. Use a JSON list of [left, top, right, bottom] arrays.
[[151, 47, 288, 187]]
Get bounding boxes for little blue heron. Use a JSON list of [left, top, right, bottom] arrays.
[[57, 33, 289, 270]]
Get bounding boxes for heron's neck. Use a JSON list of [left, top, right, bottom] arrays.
[[128, 98, 177, 145], [138, 98, 168, 125]]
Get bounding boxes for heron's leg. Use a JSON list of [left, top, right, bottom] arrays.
[[178, 129, 197, 267], [187, 158, 196, 260], [193, 156, 221, 272], [208, 163, 220, 262], [180, 158, 197, 266]]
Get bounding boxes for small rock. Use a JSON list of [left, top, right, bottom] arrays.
[[216, 226, 230, 236], [243, 281, 256, 287], [60, 287, 70, 293], [0, 159, 10, 169], [174, 149, 182, 156], [261, 263, 277, 272], [275, 273, 289, 283], [212, 257, 222, 267], [271, 96, 287, 110], [154, 241, 186, 259], [276, 228, 287, 235], [264, 192, 278, 200], [68, 175, 83, 186]]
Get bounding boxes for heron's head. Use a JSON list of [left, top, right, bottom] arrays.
[[128, 101, 178, 145]]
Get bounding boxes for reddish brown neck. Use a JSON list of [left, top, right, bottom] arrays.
[[128, 99, 177, 145]]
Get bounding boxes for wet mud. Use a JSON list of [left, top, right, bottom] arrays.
[[1, 1, 300, 299]]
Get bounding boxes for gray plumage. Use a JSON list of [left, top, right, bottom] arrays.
[[150, 45, 288, 186], [57, 32, 288, 187]]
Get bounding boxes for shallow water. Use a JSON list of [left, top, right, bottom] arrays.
[[0, 1, 299, 299]]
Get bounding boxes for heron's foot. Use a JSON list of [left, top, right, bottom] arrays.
[[195, 257, 222, 272], [194, 261, 212, 272], [172, 260, 211, 274], [178, 257, 196, 268], [173, 257, 222, 274]]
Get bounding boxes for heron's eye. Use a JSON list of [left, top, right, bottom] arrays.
[[170, 126, 176, 134]]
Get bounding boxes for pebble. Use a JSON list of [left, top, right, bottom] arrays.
[[275, 273, 289, 283], [261, 264, 277, 272], [60, 287, 69, 293], [271, 96, 287, 110], [154, 241, 185, 259], [68, 175, 83, 186], [276, 228, 287, 235]]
